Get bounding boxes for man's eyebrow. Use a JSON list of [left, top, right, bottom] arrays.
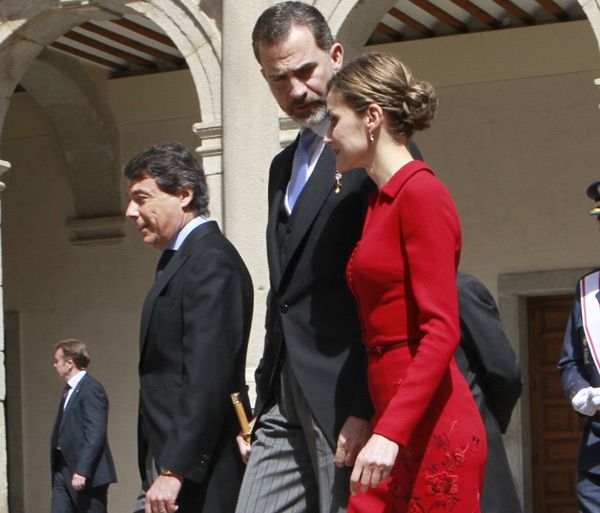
[[267, 70, 287, 80], [266, 60, 317, 80], [129, 187, 152, 197], [296, 61, 317, 73]]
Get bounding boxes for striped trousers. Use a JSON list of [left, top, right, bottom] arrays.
[[235, 360, 350, 513]]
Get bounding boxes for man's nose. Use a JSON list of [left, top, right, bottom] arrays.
[[289, 77, 307, 99], [125, 201, 138, 218]]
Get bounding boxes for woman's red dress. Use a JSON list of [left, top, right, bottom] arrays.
[[347, 161, 487, 513]]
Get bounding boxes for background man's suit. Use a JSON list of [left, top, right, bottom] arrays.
[[455, 272, 523, 513], [138, 220, 253, 513], [558, 272, 600, 513], [50, 373, 117, 513]]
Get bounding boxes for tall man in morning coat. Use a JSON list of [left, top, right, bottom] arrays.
[[558, 179, 600, 513], [125, 142, 253, 513], [235, 4, 374, 513], [456, 272, 523, 513], [51, 339, 117, 513]]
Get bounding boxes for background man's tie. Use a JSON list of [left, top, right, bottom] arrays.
[[53, 383, 71, 448]]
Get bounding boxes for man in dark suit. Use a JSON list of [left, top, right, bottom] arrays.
[[558, 179, 600, 513], [456, 272, 523, 513], [235, 4, 374, 513], [124, 142, 254, 513], [51, 339, 117, 513]]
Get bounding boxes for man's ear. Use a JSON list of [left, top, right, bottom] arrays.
[[179, 187, 194, 208], [330, 42, 344, 73]]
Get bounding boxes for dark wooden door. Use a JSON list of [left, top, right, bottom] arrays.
[[528, 295, 586, 513]]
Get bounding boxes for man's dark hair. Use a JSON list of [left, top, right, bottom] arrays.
[[124, 141, 210, 217], [252, 1, 335, 62], [55, 339, 90, 369]]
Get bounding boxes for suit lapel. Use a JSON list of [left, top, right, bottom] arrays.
[[267, 145, 295, 291], [280, 144, 336, 276], [139, 252, 189, 351], [139, 221, 220, 353]]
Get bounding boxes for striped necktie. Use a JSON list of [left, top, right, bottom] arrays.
[[287, 129, 318, 212]]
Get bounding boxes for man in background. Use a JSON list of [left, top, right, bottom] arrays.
[[558, 179, 600, 513], [51, 339, 117, 513], [456, 272, 523, 513]]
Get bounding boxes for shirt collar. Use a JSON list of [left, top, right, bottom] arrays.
[[169, 216, 210, 251], [67, 369, 87, 389]]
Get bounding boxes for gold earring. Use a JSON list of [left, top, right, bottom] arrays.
[[334, 171, 342, 194]]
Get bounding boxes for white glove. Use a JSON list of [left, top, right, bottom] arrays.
[[572, 387, 597, 416], [591, 388, 600, 407]]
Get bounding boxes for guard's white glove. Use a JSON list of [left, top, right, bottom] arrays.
[[591, 388, 600, 407], [572, 387, 597, 416]]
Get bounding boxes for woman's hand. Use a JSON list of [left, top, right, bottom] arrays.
[[350, 434, 399, 494]]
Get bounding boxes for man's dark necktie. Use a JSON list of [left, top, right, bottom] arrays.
[[53, 383, 71, 449], [156, 249, 176, 278]]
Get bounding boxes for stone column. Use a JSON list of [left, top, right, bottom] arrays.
[[0, 159, 11, 512], [221, 2, 280, 395]]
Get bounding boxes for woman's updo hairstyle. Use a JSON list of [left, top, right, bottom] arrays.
[[329, 52, 437, 139]]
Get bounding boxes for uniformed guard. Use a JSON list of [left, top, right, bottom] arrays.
[[558, 179, 600, 513]]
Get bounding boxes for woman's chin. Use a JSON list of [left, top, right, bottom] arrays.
[[335, 160, 354, 173]]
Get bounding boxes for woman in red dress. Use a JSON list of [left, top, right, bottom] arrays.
[[325, 53, 487, 513]]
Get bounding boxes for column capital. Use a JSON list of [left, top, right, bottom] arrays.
[[0, 160, 11, 193], [67, 215, 126, 245], [192, 121, 223, 176]]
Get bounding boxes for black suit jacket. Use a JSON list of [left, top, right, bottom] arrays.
[[138, 221, 253, 512], [456, 272, 523, 513], [255, 138, 374, 447], [50, 373, 117, 489]]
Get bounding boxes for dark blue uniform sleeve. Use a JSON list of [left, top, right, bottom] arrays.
[[558, 282, 593, 398]]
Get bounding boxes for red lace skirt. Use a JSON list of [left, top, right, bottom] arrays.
[[349, 347, 487, 513]]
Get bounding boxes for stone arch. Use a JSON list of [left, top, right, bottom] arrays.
[[124, 0, 222, 123], [0, 0, 223, 241], [20, 48, 122, 239], [0, 0, 222, 128], [578, 0, 600, 54], [314, 0, 399, 56], [315, 0, 600, 65]]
